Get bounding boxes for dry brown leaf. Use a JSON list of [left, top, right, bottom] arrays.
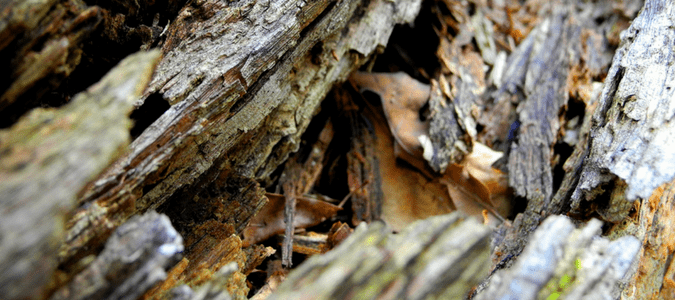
[[359, 95, 454, 231], [348, 71, 511, 229], [350, 72, 431, 160], [442, 142, 511, 226], [243, 193, 341, 246], [323, 221, 352, 252]]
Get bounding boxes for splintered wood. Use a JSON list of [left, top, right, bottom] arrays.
[[4, 0, 675, 299]]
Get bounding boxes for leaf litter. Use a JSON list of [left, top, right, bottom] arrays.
[[241, 0, 635, 296]]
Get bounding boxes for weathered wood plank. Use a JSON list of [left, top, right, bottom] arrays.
[[475, 216, 640, 300], [59, 0, 423, 271], [270, 212, 491, 300], [0, 0, 102, 126], [570, 0, 675, 204], [50, 211, 183, 300], [0, 50, 160, 300], [607, 179, 675, 299], [487, 0, 628, 273]]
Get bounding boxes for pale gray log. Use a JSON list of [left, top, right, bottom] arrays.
[[0, 50, 160, 300], [508, 11, 574, 206], [270, 212, 491, 300], [50, 210, 183, 300], [572, 0, 675, 202], [475, 216, 640, 300]]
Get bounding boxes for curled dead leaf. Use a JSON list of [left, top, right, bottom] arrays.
[[442, 142, 511, 226], [348, 71, 512, 229], [243, 193, 341, 246], [349, 72, 432, 160]]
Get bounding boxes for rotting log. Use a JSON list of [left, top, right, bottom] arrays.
[[1, 0, 426, 298], [474, 216, 640, 300], [1, 0, 674, 299], [270, 212, 492, 300], [554, 0, 675, 298], [0, 50, 160, 300], [485, 0, 675, 299], [481, 0, 635, 272], [50, 210, 183, 300], [58, 0, 424, 270], [270, 212, 640, 300], [0, 0, 102, 127]]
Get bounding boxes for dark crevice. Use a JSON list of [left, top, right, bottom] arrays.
[[371, 0, 440, 83], [298, 1, 338, 39], [596, 66, 624, 127], [310, 41, 324, 65], [509, 196, 528, 219], [142, 182, 158, 195], [552, 142, 574, 193], [130, 93, 171, 140], [565, 96, 587, 124]]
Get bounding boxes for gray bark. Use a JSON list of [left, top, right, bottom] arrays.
[[1, 0, 673, 299], [0, 50, 160, 300]]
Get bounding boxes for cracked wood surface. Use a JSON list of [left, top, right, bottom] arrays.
[[3, 0, 674, 299], [569, 0, 675, 202], [59, 0, 423, 281], [0, 50, 160, 300]]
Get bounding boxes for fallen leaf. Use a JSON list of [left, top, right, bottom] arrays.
[[243, 193, 341, 246], [350, 72, 431, 161], [358, 96, 454, 231], [441, 142, 511, 226], [322, 221, 352, 252], [348, 72, 511, 229]]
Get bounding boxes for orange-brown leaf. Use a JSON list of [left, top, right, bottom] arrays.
[[350, 72, 431, 160], [243, 193, 341, 246], [442, 142, 511, 226]]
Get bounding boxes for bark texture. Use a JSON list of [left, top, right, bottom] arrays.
[[50, 210, 183, 300], [476, 216, 640, 300], [60, 0, 423, 270], [569, 0, 675, 203], [0, 50, 160, 300], [1, 0, 425, 298], [271, 212, 492, 300], [2, 0, 675, 299]]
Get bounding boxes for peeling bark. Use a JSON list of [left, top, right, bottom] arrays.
[[3, 0, 674, 299], [270, 212, 492, 300], [0, 50, 160, 299], [59, 0, 423, 271]]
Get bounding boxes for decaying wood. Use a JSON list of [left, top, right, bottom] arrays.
[[484, 0, 627, 272], [59, 0, 424, 271], [475, 216, 640, 299], [341, 85, 385, 224], [141, 219, 253, 300], [506, 11, 572, 206], [486, 0, 675, 299], [0, 50, 160, 300], [545, 3, 675, 298], [427, 76, 475, 173], [2, 0, 674, 299], [50, 210, 183, 300], [607, 179, 675, 299], [2, 0, 427, 298], [270, 212, 492, 300], [0, 0, 102, 127], [568, 0, 675, 205], [267, 214, 639, 300]]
